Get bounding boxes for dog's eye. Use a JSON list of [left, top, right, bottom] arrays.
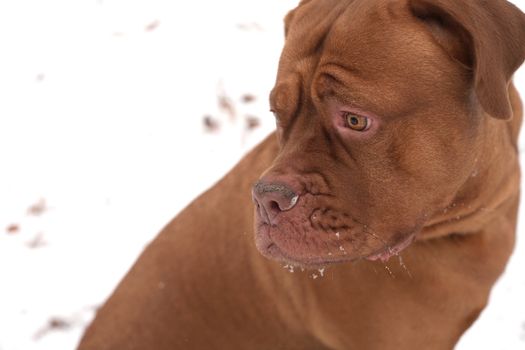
[[344, 113, 369, 131]]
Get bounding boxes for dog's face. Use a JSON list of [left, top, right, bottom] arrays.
[[252, 0, 525, 267]]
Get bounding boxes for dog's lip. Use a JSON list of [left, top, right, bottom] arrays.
[[255, 213, 418, 267], [265, 242, 353, 268], [256, 224, 357, 268]]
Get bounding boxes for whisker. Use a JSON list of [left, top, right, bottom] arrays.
[[397, 254, 412, 279], [384, 264, 395, 279], [357, 223, 399, 279], [362, 225, 413, 278], [352, 219, 388, 245], [349, 219, 413, 279], [362, 227, 392, 254]]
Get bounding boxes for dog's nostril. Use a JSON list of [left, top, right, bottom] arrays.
[[268, 194, 298, 212], [252, 181, 299, 222], [269, 200, 280, 212]]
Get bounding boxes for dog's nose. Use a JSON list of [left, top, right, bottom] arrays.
[[252, 181, 299, 222]]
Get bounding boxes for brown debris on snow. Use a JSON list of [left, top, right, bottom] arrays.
[[6, 224, 20, 234], [245, 115, 261, 130], [27, 198, 47, 216], [203, 115, 220, 132], [217, 94, 236, 121], [145, 20, 160, 32], [241, 94, 256, 104], [26, 232, 47, 249], [33, 317, 72, 340]]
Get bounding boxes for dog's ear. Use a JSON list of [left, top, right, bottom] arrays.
[[409, 0, 525, 120]]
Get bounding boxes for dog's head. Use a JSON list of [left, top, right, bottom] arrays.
[[252, 0, 525, 267]]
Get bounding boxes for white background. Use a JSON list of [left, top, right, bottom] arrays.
[[0, 0, 524, 349]]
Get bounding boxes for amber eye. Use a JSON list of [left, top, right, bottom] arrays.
[[344, 112, 369, 131]]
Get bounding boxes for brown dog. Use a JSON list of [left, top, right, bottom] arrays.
[[78, 0, 525, 349]]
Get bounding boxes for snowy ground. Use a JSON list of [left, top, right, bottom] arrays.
[[0, 0, 524, 349]]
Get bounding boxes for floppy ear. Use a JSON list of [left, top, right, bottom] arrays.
[[409, 0, 525, 120]]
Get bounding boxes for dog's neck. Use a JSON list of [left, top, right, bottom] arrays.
[[419, 87, 521, 240]]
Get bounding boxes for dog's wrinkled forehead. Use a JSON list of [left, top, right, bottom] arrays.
[[282, 0, 351, 58], [275, 0, 462, 121], [283, 0, 442, 72], [280, 0, 525, 121], [282, 0, 410, 61]]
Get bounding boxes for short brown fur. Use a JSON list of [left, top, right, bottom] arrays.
[[78, 0, 525, 349]]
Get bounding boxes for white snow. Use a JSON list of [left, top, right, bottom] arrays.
[[0, 0, 524, 349], [283, 264, 295, 274]]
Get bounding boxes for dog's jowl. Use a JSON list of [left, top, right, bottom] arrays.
[[78, 1, 525, 349]]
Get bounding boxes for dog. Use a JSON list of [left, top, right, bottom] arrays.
[[78, 0, 525, 349]]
